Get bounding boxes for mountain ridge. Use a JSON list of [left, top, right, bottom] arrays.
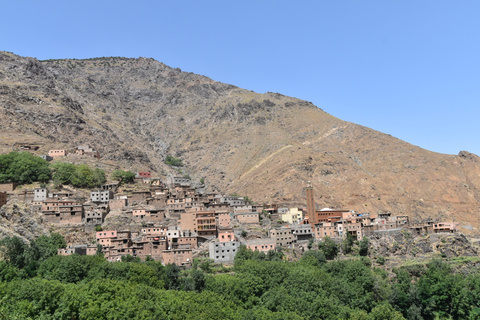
[[0, 51, 479, 232]]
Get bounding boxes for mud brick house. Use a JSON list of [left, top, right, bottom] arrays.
[[216, 211, 231, 228], [221, 196, 245, 206], [42, 199, 84, 224], [314, 222, 341, 239], [344, 222, 364, 240], [161, 248, 192, 266], [167, 198, 186, 213], [234, 212, 259, 224], [48, 149, 67, 157], [131, 191, 152, 202], [233, 205, 253, 213], [76, 145, 100, 158], [58, 245, 97, 256], [133, 236, 167, 261], [205, 203, 231, 211], [141, 226, 168, 236], [209, 241, 240, 264], [109, 198, 128, 210], [132, 208, 166, 222], [96, 230, 118, 247], [0, 192, 7, 208], [245, 238, 275, 253], [132, 209, 147, 221], [0, 183, 18, 193], [171, 235, 198, 250]]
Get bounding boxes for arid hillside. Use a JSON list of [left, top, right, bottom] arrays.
[[1, 51, 479, 232]]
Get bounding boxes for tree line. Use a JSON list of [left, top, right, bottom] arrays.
[[1, 234, 480, 319], [0, 151, 136, 188]]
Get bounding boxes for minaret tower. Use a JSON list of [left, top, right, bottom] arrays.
[[306, 181, 316, 225]]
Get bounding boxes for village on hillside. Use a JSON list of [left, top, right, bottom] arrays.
[[0, 145, 458, 267]]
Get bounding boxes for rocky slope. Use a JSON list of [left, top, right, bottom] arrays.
[[1, 51, 479, 232]]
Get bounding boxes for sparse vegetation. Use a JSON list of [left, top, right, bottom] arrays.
[[165, 155, 183, 167]]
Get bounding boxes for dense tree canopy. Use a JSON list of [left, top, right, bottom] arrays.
[[1, 237, 480, 319], [0, 151, 50, 184], [52, 163, 106, 188]]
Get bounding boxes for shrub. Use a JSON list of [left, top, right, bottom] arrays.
[[165, 156, 183, 167]]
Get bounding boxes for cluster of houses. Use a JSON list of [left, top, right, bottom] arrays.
[[0, 149, 459, 267]]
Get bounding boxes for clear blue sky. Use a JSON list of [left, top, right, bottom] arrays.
[[2, 1, 479, 156]]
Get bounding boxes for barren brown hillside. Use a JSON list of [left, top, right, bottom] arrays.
[[0, 51, 479, 232]]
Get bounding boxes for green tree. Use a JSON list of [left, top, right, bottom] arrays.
[[0, 151, 50, 184], [24, 233, 66, 265], [359, 237, 370, 256], [300, 250, 326, 267], [343, 232, 355, 254], [164, 263, 181, 290], [318, 236, 338, 260], [51, 162, 76, 185], [111, 169, 136, 183], [0, 236, 27, 269]]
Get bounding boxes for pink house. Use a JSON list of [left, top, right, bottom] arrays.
[[48, 150, 67, 157]]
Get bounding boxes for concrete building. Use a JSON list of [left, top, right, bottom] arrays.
[[90, 190, 113, 203], [281, 207, 303, 224], [291, 224, 313, 242], [270, 227, 294, 247], [168, 176, 191, 187], [33, 188, 48, 201], [209, 241, 240, 264]]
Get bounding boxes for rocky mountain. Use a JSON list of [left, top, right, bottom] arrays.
[[1, 51, 479, 232]]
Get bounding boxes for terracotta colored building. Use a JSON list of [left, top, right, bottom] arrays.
[[245, 238, 276, 253], [0, 183, 18, 193], [162, 249, 192, 266], [218, 228, 235, 242], [180, 211, 217, 237], [42, 199, 84, 224], [234, 212, 259, 224]]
